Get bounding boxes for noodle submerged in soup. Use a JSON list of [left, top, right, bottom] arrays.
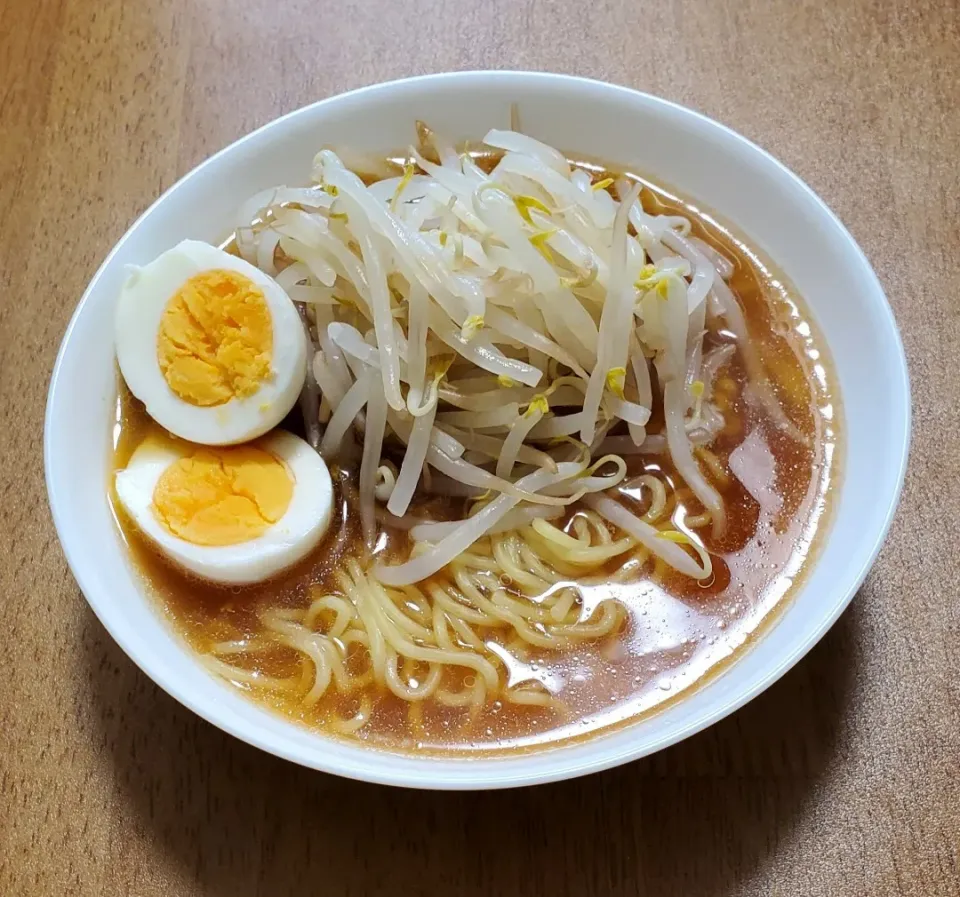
[[111, 129, 838, 753]]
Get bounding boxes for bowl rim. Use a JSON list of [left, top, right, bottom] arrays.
[[45, 70, 911, 789]]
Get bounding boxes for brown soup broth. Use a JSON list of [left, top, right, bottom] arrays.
[[110, 159, 839, 754]]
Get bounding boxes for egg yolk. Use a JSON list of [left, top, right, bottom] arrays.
[[157, 269, 273, 406], [151, 443, 293, 545]]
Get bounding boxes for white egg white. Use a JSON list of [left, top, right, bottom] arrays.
[[115, 239, 307, 446], [115, 430, 333, 585]]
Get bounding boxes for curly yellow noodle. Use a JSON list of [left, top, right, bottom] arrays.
[[328, 632, 375, 690], [398, 585, 433, 625], [304, 593, 356, 636], [427, 580, 497, 626], [385, 649, 443, 700], [353, 563, 500, 688], [548, 588, 577, 622], [212, 638, 270, 656], [202, 655, 298, 693], [328, 695, 373, 735], [369, 578, 436, 642], [504, 684, 564, 712], [336, 564, 387, 683], [527, 518, 635, 565], [694, 445, 731, 487]]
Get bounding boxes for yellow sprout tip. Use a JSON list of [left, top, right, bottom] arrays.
[[514, 194, 553, 225], [391, 163, 416, 212], [530, 228, 557, 242], [461, 314, 484, 341], [605, 367, 627, 399], [529, 229, 557, 263], [526, 394, 549, 416], [497, 374, 516, 388], [690, 380, 705, 398], [592, 177, 615, 191], [634, 264, 659, 290]]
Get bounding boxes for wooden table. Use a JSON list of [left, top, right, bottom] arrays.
[[2, 0, 958, 894]]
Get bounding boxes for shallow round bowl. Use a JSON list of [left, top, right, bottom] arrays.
[[45, 71, 910, 789]]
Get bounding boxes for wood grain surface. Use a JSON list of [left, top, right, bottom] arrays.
[[1, 0, 958, 894]]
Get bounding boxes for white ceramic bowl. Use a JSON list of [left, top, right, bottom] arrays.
[[45, 72, 909, 789]]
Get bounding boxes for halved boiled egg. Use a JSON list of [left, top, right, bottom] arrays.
[[115, 429, 333, 584], [116, 240, 307, 445]]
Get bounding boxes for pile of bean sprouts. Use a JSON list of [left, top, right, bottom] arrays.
[[210, 124, 795, 730]]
